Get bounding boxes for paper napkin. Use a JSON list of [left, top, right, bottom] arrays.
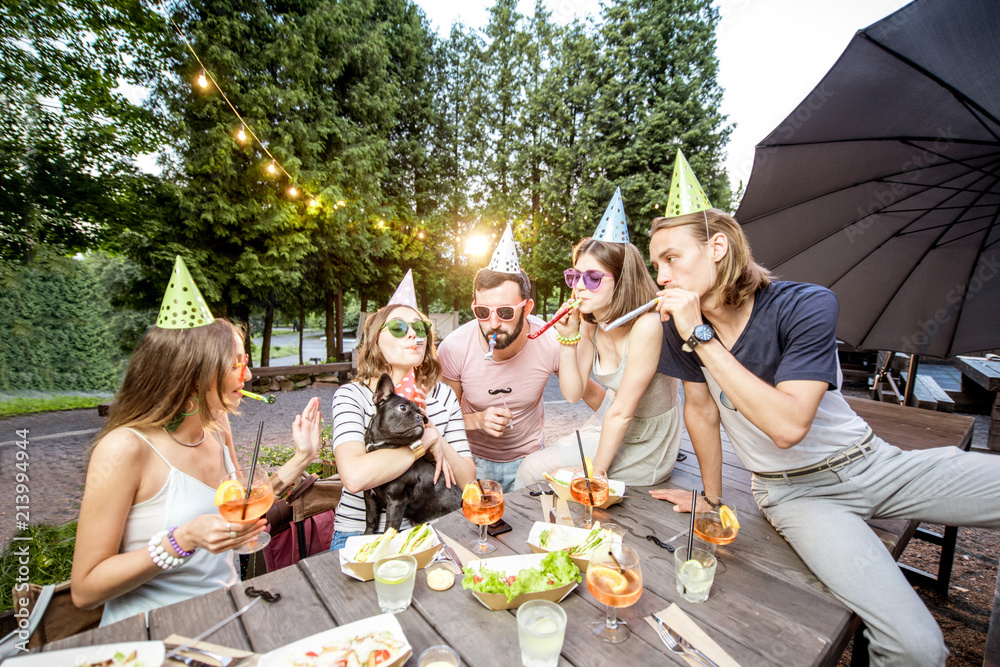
[[164, 634, 257, 666], [645, 604, 741, 667]]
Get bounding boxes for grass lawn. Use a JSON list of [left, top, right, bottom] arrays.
[[0, 394, 112, 418]]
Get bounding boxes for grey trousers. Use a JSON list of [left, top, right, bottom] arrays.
[[751, 435, 1000, 667]]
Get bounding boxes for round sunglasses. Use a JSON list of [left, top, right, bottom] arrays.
[[564, 268, 613, 291], [381, 318, 432, 338], [471, 298, 528, 322]]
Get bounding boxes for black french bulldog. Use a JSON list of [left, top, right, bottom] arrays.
[[363, 373, 462, 534]]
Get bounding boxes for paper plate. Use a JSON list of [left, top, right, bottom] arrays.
[[526, 521, 623, 572], [260, 613, 411, 667], [3, 641, 164, 667], [339, 525, 442, 581], [464, 552, 579, 611]]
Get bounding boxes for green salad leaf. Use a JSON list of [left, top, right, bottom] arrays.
[[462, 551, 581, 602]]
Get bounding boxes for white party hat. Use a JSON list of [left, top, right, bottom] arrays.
[[386, 269, 419, 309], [487, 224, 521, 274], [593, 187, 630, 243]]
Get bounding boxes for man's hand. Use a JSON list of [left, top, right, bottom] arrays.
[[655, 288, 703, 341], [476, 406, 513, 437], [648, 488, 697, 512]]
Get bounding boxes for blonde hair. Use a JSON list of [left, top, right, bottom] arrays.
[[355, 304, 441, 388], [572, 238, 658, 325], [650, 208, 771, 309], [99, 319, 243, 442]]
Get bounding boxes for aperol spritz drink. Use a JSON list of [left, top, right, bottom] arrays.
[[570, 467, 608, 529], [586, 544, 642, 644], [215, 465, 274, 554], [693, 494, 739, 546], [462, 479, 504, 554]]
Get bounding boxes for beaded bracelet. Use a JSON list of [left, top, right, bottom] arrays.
[[556, 331, 582, 345], [147, 530, 185, 570], [168, 526, 195, 558]]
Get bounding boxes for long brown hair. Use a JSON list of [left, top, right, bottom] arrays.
[[355, 304, 441, 389], [650, 208, 771, 308], [98, 319, 243, 441], [573, 238, 658, 324]]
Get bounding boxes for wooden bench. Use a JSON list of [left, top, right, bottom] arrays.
[[986, 559, 1000, 667], [952, 356, 1000, 450], [249, 361, 354, 385], [900, 372, 956, 412]]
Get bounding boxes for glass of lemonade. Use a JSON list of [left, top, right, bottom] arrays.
[[516, 600, 567, 667], [674, 545, 717, 603], [374, 554, 417, 614], [586, 544, 642, 644]]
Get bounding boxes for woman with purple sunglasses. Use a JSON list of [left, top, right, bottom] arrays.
[[514, 234, 681, 489]]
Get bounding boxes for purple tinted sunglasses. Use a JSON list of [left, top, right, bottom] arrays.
[[564, 268, 613, 291]]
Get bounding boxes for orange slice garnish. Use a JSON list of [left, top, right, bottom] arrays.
[[214, 480, 245, 506], [590, 566, 629, 593], [720, 505, 740, 531], [462, 482, 482, 504], [583, 456, 594, 478]]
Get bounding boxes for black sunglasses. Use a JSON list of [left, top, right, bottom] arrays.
[[381, 318, 432, 338]]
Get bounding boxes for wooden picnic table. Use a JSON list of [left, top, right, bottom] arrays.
[[951, 355, 1000, 451], [35, 396, 973, 666]]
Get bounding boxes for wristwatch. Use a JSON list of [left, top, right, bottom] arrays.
[[682, 324, 715, 352]]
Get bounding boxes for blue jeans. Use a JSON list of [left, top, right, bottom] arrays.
[[751, 435, 1000, 666], [329, 530, 362, 552], [473, 456, 522, 494]]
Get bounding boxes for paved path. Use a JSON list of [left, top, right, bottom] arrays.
[[0, 376, 594, 550]]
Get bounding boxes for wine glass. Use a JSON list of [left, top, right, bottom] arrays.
[[570, 467, 609, 529], [462, 479, 504, 554], [692, 494, 739, 546], [586, 544, 642, 644], [215, 465, 275, 554]]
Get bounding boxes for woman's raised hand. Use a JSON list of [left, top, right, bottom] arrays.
[[552, 299, 581, 337], [292, 396, 322, 459]]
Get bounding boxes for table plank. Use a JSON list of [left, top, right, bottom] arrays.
[[846, 396, 974, 450], [149, 586, 251, 651], [42, 613, 147, 651], [953, 356, 1000, 392]]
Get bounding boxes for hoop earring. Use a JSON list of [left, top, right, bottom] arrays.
[[165, 397, 199, 432]]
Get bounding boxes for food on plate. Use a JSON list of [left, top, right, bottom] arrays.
[[83, 650, 143, 667], [353, 528, 398, 563], [537, 522, 614, 559], [283, 630, 405, 667], [461, 551, 581, 602], [350, 523, 438, 564], [396, 523, 435, 554]]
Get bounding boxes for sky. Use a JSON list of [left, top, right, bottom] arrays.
[[413, 0, 913, 190]]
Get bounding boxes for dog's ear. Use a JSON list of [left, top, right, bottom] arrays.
[[373, 373, 395, 405]]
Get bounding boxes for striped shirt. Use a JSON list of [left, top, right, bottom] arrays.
[[331, 380, 470, 534]]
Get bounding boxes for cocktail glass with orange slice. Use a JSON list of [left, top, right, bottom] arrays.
[[462, 480, 504, 554], [570, 461, 608, 529], [693, 494, 740, 546], [586, 544, 642, 644], [214, 465, 274, 554]]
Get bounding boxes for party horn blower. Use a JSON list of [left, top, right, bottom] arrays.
[[527, 299, 583, 339], [603, 297, 660, 331], [241, 389, 276, 404]]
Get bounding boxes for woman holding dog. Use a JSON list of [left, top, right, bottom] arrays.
[[71, 257, 322, 625], [515, 190, 682, 488], [329, 276, 476, 551]]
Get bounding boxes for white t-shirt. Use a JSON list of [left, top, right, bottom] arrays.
[[331, 380, 470, 534]]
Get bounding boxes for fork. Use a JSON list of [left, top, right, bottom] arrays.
[[650, 616, 715, 667], [169, 644, 249, 667]]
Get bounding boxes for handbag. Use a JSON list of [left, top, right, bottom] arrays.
[[0, 581, 103, 654], [264, 473, 343, 571]]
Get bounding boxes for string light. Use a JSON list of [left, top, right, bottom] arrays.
[[236, 126, 246, 142], [309, 198, 318, 207], [289, 186, 297, 197], [267, 161, 276, 175], [197, 70, 208, 88], [418, 231, 425, 239]]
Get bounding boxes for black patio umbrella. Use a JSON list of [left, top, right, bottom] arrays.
[[735, 0, 1000, 359]]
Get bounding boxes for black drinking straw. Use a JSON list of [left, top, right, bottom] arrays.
[[681, 488, 697, 594], [575, 430, 594, 505], [241, 420, 264, 520]]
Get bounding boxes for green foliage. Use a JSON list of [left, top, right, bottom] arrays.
[[0, 257, 123, 392], [0, 394, 112, 417], [0, 522, 79, 612], [256, 420, 335, 477]]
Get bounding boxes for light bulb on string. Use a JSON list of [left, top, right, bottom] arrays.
[[267, 161, 276, 175], [418, 231, 425, 239], [236, 126, 247, 142], [289, 186, 297, 197], [197, 70, 208, 88], [309, 198, 318, 207]]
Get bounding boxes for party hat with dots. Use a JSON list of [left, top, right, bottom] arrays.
[[395, 368, 426, 411], [387, 269, 419, 309], [593, 187, 630, 243], [487, 223, 521, 274], [156, 256, 215, 329], [665, 149, 713, 216]]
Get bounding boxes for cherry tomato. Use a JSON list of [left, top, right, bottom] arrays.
[[373, 649, 391, 664]]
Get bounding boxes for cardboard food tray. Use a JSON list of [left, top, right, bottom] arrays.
[[339, 526, 442, 582], [465, 552, 578, 611], [544, 468, 625, 509], [525, 521, 623, 572], [259, 613, 410, 667]]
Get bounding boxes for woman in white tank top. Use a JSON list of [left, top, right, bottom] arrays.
[[71, 318, 322, 623]]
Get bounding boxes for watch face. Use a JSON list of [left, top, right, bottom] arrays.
[[694, 324, 714, 342]]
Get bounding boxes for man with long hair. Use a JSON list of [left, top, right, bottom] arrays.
[[649, 208, 1000, 666]]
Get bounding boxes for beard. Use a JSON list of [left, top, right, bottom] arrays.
[[482, 312, 525, 350]]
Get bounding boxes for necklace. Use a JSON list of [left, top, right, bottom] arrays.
[[162, 427, 207, 447]]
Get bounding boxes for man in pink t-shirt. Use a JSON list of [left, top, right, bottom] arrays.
[[438, 268, 604, 491]]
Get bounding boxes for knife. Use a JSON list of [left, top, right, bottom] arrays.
[[432, 526, 464, 568], [164, 597, 262, 662], [654, 615, 720, 667]]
